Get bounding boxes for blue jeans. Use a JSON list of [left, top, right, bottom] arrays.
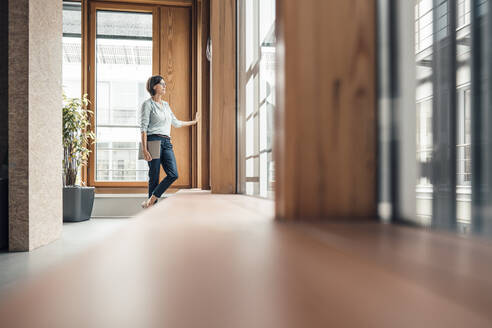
[[147, 135, 178, 198]]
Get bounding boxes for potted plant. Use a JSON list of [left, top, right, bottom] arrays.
[[63, 93, 96, 222]]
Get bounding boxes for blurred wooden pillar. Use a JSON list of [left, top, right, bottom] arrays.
[[210, 0, 236, 193], [275, 0, 377, 220]]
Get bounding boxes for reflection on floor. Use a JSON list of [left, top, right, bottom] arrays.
[[0, 218, 134, 294], [92, 188, 179, 218], [0, 190, 491, 327]]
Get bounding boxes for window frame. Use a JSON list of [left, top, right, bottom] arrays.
[[236, 0, 275, 198], [87, 1, 159, 188]]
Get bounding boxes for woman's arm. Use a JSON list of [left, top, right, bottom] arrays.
[[140, 101, 152, 161], [175, 112, 200, 127], [141, 131, 152, 161]]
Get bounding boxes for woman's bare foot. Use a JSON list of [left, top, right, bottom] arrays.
[[141, 195, 158, 208]]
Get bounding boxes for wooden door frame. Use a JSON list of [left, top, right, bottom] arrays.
[[196, 0, 210, 190], [210, 0, 236, 193], [84, 0, 202, 191], [158, 5, 195, 189]]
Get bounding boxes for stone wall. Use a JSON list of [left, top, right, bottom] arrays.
[[9, 0, 62, 251]]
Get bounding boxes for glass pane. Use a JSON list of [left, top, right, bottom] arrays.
[[96, 127, 147, 182], [259, 103, 267, 151], [415, 0, 466, 229], [246, 158, 255, 177], [259, 0, 275, 199], [259, 0, 275, 45], [246, 182, 258, 195], [245, 116, 256, 157], [267, 152, 275, 198], [456, 0, 472, 232], [470, 0, 491, 235], [96, 11, 152, 39], [96, 149, 147, 181], [260, 152, 267, 197], [259, 35, 276, 102], [245, 0, 255, 70], [238, 0, 275, 198], [62, 2, 81, 99], [63, 2, 82, 185], [384, 0, 479, 233], [95, 10, 152, 182], [63, 2, 81, 35], [246, 77, 255, 116]]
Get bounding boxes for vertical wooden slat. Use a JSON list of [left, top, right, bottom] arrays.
[[191, 1, 197, 188], [160, 6, 193, 188], [88, 2, 97, 187], [197, 0, 203, 188], [81, 0, 89, 185], [197, 0, 211, 190], [210, 0, 236, 193], [152, 6, 160, 75], [275, 0, 377, 220]]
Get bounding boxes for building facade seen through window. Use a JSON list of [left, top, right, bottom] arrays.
[[414, 0, 472, 230], [63, 3, 152, 183], [237, 0, 276, 198], [379, 0, 492, 236], [95, 11, 152, 182], [63, 2, 82, 100]]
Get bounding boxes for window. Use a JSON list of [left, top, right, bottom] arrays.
[[237, 0, 276, 198], [62, 2, 82, 99], [457, 0, 471, 28], [94, 10, 152, 182], [414, 0, 472, 228], [66, 2, 196, 188], [63, 1, 82, 184], [457, 88, 471, 187], [378, 0, 492, 235]]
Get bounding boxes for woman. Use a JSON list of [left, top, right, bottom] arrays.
[[140, 75, 199, 208]]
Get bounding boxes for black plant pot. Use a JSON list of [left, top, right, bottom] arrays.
[[63, 186, 95, 222]]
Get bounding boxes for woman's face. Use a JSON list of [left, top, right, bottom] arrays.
[[153, 79, 166, 96]]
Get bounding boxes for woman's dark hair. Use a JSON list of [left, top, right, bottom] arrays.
[[146, 75, 164, 96]]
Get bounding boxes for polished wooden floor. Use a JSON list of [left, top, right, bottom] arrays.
[[0, 191, 491, 327]]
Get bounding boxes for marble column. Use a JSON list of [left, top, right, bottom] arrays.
[[8, 0, 62, 251]]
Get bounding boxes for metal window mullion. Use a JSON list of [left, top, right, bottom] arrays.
[[376, 0, 395, 220], [253, 0, 260, 195], [431, 0, 458, 230], [470, 0, 481, 233], [471, 0, 492, 234], [237, 0, 247, 194], [485, 0, 492, 235]]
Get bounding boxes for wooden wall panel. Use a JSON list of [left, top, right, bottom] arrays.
[[210, 0, 236, 194], [160, 6, 192, 188], [197, 0, 210, 190], [275, 0, 377, 220]]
